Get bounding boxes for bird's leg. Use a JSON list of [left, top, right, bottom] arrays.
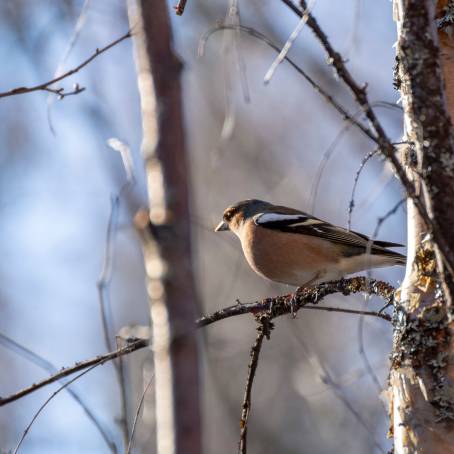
[[290, 273, 323, 318], [289, 292, 299, 318]]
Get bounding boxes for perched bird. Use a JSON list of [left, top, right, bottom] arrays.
[[215, 199, 405, 287]]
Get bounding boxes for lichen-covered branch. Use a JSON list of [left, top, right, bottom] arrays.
[[197, 277, 395, 327]]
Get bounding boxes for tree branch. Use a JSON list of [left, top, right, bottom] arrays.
[[0, 31, 131, 99], [0, 338, 148, 407], [196, 277, 395, 328], [238, 318, 271, 454], [0, 332, 117, 452], [0, 278, 394, 410], [199, 25, 377, 143]]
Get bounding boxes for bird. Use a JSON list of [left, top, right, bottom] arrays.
[[214, 199, 406, 287]]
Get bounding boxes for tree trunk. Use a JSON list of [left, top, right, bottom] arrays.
[[128, 1, 201, 453], [391, 1, 454, 452]]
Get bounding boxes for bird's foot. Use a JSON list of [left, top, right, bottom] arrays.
[[289, 287, 304, 318]]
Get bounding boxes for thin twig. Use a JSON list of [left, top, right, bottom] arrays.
[[238, 317, 270, 454], [0, 333, 117, 453], [226, 0, 250, 103], [355, 199, 406, 413], [300, 304, 391, 321], [0, 339, 149, 407], [199, 25, 377, 142], [264, 0, 315, 84], [0, 30, 131, 99], [13, 363, 102, 453], [347, 148, 379, 229], [97, 195, 120, 353], [99, 138, 136, 447], [174, 0, 188, 15], [290, 331, 386, 454], [310, 105, 404, 214], [126, 373, 155, 454], [47, 0, 91, 133]]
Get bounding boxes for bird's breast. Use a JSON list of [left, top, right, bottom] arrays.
[[239, 222, 339, 286]]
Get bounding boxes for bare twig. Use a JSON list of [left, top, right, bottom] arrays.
[[0, 333, 116, 453], [226, 0, 250, 103], [199, 25, 377, 142], [0, 339, 148, 407], [321, 365, 386, 453], [97, 195, 121, 353], [0, 31, 131, 99], [354, 199, 406, 412], [47, 0, 91, 133], [238, 317, 270, 454], [263, 0, 315, 84], [174, 0, 188, 15], [347, 148, 379, 229], [98, 139, 136, 447], [301, 304, 391, 321], [126, 373, 155, 454], [310, 105, 404, 215], [290, 329, 386, 453], [309, 110, 360, 213], [13, 363, 102, 453]]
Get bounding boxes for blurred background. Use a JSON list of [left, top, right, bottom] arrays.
[[0, 0, 405, 452]]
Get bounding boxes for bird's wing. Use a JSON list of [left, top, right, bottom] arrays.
[[253, 211, 404, 251]]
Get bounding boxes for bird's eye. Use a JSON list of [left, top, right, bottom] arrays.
[[224, 210, 234, 221]]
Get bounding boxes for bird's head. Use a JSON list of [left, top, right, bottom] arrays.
[[214, 199, 271, 235]]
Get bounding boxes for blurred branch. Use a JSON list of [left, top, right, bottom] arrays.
[[0, 333, 117, 453], [128, 0, 202, 452], [238, 317, 271, 454], [301, 305, 391, 321], [13, 362, 102, 453], [310, 103, 405, 215], [348, 148, 379, 230], [200, 25, 377, 142], [0, 339, 148, 407], [126, 373, 155, 454], [263, 0, 314, 84], [0, 31, 131, 99], [97, 138, 136, 448], [196, 276, 395, 328], [46, 0, 91, 133], [290, 328, 387, 453]]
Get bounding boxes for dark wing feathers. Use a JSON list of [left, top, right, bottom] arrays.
[[253, 211, 405, 257]]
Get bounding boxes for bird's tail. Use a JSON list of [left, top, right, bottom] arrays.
[[373, 247, 406, 265]]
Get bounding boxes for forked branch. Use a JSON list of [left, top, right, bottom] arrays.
[[0, 31, 131, 99]]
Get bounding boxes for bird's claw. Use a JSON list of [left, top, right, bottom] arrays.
[[289, 290, 302, 318]]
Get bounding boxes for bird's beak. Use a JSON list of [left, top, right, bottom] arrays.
[[215, 220, 229, 232]]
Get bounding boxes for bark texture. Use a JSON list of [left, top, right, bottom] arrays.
[[128, 0, 201, 452], [391, 1, 454, 452]]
